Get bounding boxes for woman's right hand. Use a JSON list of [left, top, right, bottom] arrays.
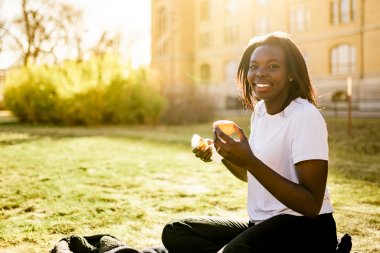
[[193, 139, 213, 162]]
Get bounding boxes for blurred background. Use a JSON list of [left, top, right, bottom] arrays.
[[0, 0, 380, 126], [150, 0, 380, 117], [0, 2, 379, 252]]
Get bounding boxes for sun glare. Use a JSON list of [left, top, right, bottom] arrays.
[[63, 0, 152, 68], [0, 0, 151, 69]]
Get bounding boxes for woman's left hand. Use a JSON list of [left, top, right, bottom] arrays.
[[213, 124, 255, 168]]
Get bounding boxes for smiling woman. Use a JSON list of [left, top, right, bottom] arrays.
[[247, 45, 290, 114], [163, 31, 345, 253]]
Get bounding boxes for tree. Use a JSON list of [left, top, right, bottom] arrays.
[[91, 31, 121, 58], [3, 0, 83, 66], [0, 2, 7, 54]]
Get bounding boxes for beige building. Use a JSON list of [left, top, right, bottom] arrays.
[[151, 0, 380, 111]]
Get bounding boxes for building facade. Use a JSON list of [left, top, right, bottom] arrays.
[[151, 0, 380, 111]]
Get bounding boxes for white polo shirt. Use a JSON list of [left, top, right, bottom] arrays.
[[247, 98, 334, 223]]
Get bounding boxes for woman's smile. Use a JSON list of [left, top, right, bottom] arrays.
[[254, 81, 271, 92]]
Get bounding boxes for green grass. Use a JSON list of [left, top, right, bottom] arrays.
[[0, 115, 379, 253]]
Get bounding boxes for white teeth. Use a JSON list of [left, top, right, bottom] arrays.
[[256, 83, 270, 88]]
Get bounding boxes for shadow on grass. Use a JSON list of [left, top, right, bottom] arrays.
[[1, 117, 379, 186], [0, 122, 196, 150]]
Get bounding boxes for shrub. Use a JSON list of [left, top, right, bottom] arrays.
[[0, 99, 5, 110], [105, 70, 166, 124], [4, 66, 59, 123], [3, 59, 166, 125], [331, 90, 348, 102], [58, 86, 106, 125]]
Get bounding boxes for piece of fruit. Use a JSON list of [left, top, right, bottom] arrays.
[[213, 120, 236, 135]]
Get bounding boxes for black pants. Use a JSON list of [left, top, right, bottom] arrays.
[[162, 213, 338, 253]]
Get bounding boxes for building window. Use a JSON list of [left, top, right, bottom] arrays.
[[290, 6, 309, 32], [157, 7, 167, 37], [330, 0, 356, 24], [199, 31, 211, 49], [331, 0, 339, 24], [330, 44, 356, 74], [351, 0, 357, 21], [200, 0, 210, 21], [200, 64, 211, 83], [340, 0, 350, 22], [224, 24, 239, 45], [256, 16, 270, 34]]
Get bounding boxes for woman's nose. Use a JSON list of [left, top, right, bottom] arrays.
[[256, 69, 267, 77]]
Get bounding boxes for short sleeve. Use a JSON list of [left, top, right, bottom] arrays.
[[291, 109, 328, 164]]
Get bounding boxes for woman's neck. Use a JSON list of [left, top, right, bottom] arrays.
[[264, 98, 292, 115], [264, 102, 282, 115]]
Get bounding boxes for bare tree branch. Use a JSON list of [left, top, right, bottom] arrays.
[[2, 0, 124, 66], [4, 0, 84, 66]]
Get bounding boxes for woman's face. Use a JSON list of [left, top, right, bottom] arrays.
[[247, 45, 291, 108]]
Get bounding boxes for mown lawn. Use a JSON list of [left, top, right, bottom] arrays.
[[0, 115, 379, 253]]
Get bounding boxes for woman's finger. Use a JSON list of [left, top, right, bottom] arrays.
[[235, 125, 248, 142], [193, 146, 212, 161]]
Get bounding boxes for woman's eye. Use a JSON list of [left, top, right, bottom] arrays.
[[249, 65, 257, 70], [268, 64, 279, 69]]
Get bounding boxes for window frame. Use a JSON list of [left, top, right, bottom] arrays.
[[330, 44, 356, 75], [330, 0, 356, 25]]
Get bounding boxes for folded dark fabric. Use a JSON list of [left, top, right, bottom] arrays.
[[336, 234, 352, 253], [50, 234, 168, 253], [141, 247, 168, 253], [50, 234, 140, 253]]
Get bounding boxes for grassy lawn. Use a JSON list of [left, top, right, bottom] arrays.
[[0, 114, 379, 253]]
